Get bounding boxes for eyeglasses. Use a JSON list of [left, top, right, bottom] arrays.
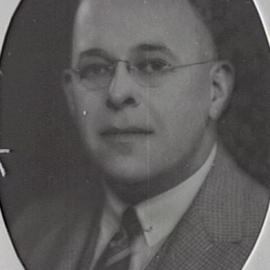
[[69, 58, 215, 90]]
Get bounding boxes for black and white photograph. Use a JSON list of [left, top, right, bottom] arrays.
[[0, 0, 270, 269]]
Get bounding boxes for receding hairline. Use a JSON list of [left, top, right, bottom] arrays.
[[72, 0, 218, 59], [73, 0, 216, 38]]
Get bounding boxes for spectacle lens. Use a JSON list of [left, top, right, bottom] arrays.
[[72, 58, 214, 90]]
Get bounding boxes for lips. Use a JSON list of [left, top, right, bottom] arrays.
[[99, 127, 154, 137]]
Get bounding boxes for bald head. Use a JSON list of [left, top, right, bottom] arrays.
[[72, 0, 217, 67]]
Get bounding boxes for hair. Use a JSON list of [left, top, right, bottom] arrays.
[[189, 0, 266, 56]]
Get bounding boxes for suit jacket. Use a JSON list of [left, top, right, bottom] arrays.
[[2, 147, 269, 270]]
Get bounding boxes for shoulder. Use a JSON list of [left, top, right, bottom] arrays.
[[6, 180, 104, 269], [209, 145, 269, 239], [240, 171, 269, 238]]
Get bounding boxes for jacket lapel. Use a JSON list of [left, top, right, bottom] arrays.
[[146, 147, 268, 270]]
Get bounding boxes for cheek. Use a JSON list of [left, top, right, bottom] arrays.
[[171, 69, 211, 121], [73, 90, 106, 132], [151, 71, 211, 142]]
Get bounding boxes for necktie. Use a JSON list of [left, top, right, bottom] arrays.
[[94, 207, 142, 270]]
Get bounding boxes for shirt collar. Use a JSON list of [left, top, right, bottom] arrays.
[[136, 144, 217, 246], [104, 144, 217, 247]]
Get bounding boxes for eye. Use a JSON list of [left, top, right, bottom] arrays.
[[79, 63, 112, 79], [135, 58, 171, 74]]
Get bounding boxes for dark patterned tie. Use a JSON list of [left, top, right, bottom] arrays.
[[93, 207, 142, 270]]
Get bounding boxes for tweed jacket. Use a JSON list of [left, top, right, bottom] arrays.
[[2, 147, 269, 270]]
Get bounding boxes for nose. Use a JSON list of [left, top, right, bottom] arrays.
[[106, 61, 139, 111]]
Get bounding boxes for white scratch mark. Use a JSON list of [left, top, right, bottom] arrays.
[[0, 161, 6, 178], [0, 149, 11, 178], [0, 149, 10, 154]]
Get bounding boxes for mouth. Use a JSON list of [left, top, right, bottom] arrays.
[[99, 127, 154, 137]]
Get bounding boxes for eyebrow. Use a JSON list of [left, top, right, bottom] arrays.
[[132, 43, 178, 59], [78, 48, 113, 63], [77, 43, 178, 63]]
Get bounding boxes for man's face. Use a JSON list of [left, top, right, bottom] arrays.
[[66, 0, 218, 183]]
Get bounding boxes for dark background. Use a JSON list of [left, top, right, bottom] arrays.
[[0, 0, 270, 217]]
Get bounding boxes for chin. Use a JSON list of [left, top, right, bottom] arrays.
[[99, 158, 153, 184]]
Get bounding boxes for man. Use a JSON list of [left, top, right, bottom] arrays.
[[3, 0, 269, 269]]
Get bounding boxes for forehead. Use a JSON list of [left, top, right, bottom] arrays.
[[72, 0, 215, 64]]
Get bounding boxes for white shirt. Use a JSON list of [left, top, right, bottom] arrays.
[[90, 145, 217, 270]]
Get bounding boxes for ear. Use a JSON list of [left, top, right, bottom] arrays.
[[209, 61, 235, 120], [62, 70, 77, 116]]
